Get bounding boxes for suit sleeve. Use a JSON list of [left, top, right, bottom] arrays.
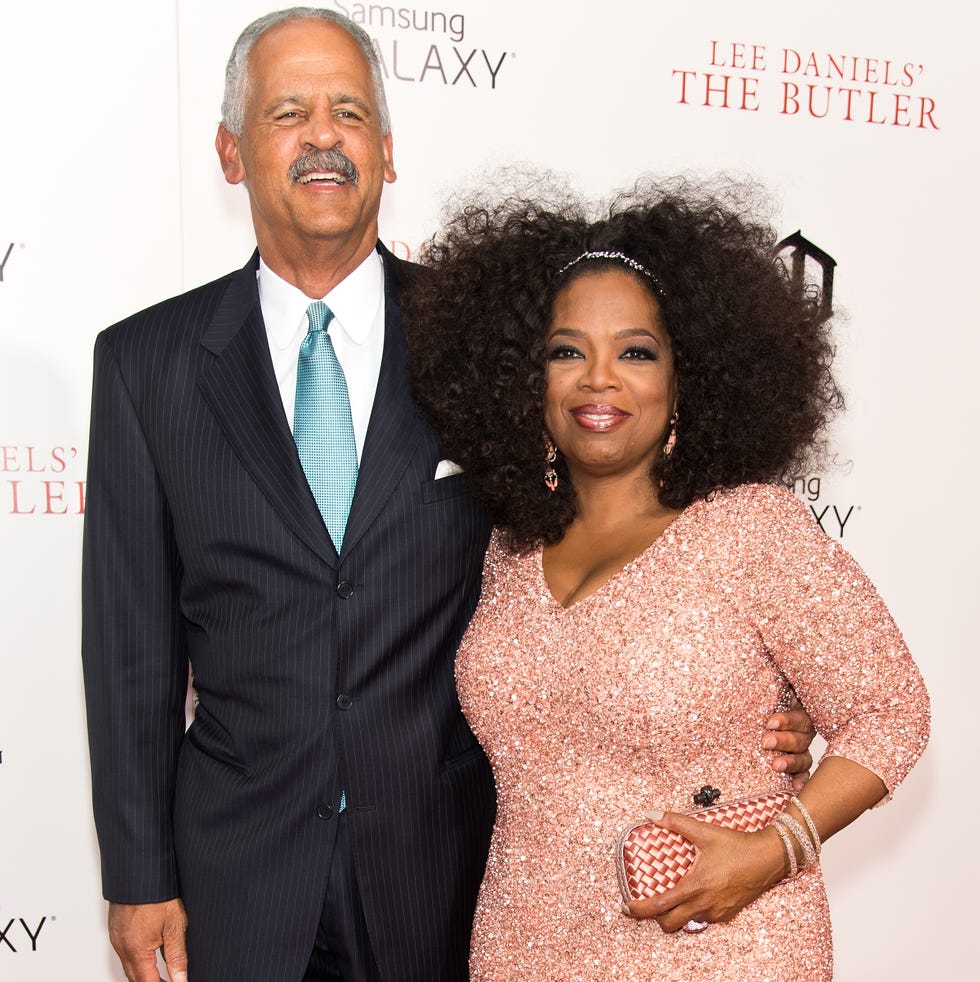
[[81, 330, 188, 903]]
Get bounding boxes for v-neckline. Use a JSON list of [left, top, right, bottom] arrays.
[[536, 499, 703, 610]]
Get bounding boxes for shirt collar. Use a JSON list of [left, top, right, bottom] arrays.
[[258, 250, 384, 349]]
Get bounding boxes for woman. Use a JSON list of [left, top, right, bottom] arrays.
[[404, 178, 929, 980]]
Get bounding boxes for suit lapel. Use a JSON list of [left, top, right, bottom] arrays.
[[197, 254, 338, 567], [340, 246, 424, 556]]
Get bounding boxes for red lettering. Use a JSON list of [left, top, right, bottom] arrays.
[[919, 97, 939, 129], [892, 93, 911, 127], [839, 87, 861, 121], [8, 481, 35, 515], [43, 481, 67, 515], [781, 81, 800, 115], [0, 446, 17, 472], [672, 69, 696, 104], [799, 84, 832, 119], [703, 73, 733, 108], [699, 73, 763, 111], [866, 89, 887, 124], [24, 447, 44, 473], [825, 54, 846, 81], [740, 77, 760, 111], [707, 41, 764, 70]]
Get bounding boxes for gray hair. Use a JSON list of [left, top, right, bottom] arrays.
[[221, 7, 391, 137]]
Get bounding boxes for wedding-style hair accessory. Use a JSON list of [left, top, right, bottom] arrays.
[[557, 251, 666, 299]]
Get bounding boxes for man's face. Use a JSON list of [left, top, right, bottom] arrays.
[[216, 19, 396, 261]]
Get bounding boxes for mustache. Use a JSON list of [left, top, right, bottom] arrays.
[[287, 147, 359, 185]]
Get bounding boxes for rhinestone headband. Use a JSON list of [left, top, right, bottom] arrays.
[[556, 251, 666, 298]]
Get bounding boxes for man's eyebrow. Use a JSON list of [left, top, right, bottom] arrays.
[[333, 92, 373, 115], [263, 96, 305, 115]]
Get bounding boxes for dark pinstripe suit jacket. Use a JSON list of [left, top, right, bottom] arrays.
[[81, 246, 495, 982]]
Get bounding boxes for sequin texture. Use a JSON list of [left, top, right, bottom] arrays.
[[456, 484, 929, 981]]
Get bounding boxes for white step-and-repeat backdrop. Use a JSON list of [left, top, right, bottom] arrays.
[[1, 1, 975, 977]]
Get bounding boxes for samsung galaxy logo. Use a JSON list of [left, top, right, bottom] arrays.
[[0, 243, 14, 283], [334, 3, 466, 43], [0, 916, 48, 953]]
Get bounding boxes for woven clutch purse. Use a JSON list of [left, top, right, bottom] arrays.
[[616, 790, 794, 902]]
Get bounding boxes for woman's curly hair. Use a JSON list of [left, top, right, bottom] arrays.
[[403, 173, 843, 552]]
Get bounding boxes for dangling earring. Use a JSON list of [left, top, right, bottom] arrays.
[[663, 412, 678, 458], [544, 441, 559, 492]]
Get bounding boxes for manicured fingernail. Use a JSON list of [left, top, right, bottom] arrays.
[[621, 903, 632, 916], [643, 808, 665, 821], [773, 758, 787, 772], [762, 735, 777, 749]]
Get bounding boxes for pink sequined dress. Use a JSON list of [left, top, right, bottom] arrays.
[[456, 484, 929, 981]]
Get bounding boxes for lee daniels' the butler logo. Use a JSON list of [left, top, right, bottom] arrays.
[[1, 445, 86, 517], [331, 3, 511, 88], [673, 39, 939, 129]]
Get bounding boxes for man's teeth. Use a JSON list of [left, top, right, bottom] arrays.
[[297, 172, 345, 184]]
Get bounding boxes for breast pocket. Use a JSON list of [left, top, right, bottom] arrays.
[[421, 472, 471, 503]]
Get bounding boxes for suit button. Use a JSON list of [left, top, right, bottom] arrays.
[[317, 804, 333, 820], [337, 580, 354, 599], [336, 694, 353, 710]]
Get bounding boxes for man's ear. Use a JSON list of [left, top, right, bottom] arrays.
[[382, 133, 397, 186], [216, 124, 246, 185]]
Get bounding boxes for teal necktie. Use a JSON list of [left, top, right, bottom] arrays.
[[294, 301, 358, 549]]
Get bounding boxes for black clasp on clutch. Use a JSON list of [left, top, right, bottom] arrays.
[[692, 785, 721, 807]]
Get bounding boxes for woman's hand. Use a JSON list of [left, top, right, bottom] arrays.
[[622, 811, 787, 933], [624, 758, 891, 932]]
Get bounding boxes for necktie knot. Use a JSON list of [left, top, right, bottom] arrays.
[[306, 300, 334, 334]]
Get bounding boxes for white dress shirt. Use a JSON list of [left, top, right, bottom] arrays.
[[258, 252, 386, 462]]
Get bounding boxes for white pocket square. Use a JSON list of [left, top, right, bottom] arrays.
[[434, 459, 464, 479]]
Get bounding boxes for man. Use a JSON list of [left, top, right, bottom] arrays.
[[82, 9, 814, 981]]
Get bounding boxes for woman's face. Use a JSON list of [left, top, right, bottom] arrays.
[[544, 268, 676, 485]]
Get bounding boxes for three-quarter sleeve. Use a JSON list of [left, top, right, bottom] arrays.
[[730, 484, 930, 798]]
